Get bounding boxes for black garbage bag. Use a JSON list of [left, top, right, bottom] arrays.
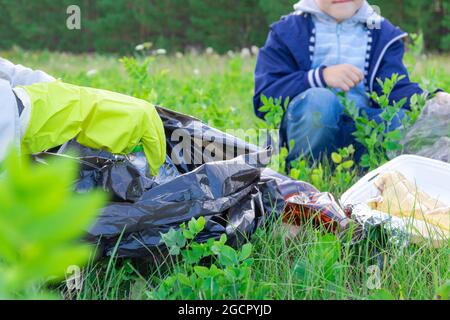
[[37, 107, 285, 258]]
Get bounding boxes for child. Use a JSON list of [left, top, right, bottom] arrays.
[[0, 58, 166, 175], [254, 0, 448, 165]]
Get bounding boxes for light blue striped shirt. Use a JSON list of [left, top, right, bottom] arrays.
[[311, 14, 370, 108]]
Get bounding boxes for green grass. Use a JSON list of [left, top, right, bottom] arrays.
[[2, 47, 449, 300]]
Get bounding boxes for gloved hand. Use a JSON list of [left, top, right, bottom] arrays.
[[20, 80, 166, 176]]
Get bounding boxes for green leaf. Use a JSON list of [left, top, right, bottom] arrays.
[[160, 228, 186, 255], [385, 130, 402, 141], [176, 273, 193, 287], [435, 280, 450, 300], [360, 154, 371, 168], [0, 151, 105, 298], [183, 229, 195, 240], [340, 148, 349, 158], [341, 160, 354, 169], [331, 152, 342, 164], [208, 264, 222, 277], [194, 266, 210, 278], [239, 243, 252, 261], [168, 246, 181, 256], [383, 141, 401, 151], [289, 168, 300, 180], [216, 245, 239, 267], [258, 105, 270, 112], [219, 234, 227, 244], [188, 216, 206, 236], [182, 243, 205, 264]]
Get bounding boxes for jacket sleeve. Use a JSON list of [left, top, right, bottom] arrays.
[[0, 79, 21, 161], [372, 39, 425, 110], [253, 29, 326, 119], [0, 57, 55, 87]]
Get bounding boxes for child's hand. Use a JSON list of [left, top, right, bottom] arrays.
[[323, 64, 364, 92]]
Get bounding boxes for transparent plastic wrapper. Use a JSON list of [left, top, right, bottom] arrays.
[[399, 99, 450, 162]]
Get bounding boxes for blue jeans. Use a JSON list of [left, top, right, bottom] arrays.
[[280, 88, 405, 166]]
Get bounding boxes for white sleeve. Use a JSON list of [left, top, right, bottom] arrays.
[[0, 57, 55, 87], [0, 79, 21, 161]]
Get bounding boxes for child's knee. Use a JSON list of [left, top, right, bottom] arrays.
[[304, 88, 340, 109], [305, 87, 337, 100], [287, 88, 342, 124]]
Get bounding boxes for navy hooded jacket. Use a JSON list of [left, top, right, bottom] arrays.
[[253, 12, 424, 119]]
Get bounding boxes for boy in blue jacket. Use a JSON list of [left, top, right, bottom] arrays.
[[254, 0, 448, 165]]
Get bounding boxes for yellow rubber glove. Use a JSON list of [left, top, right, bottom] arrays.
[[19, 80, 166, 176]]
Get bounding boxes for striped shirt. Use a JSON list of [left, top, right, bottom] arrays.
[[311, 14, 370, 108]]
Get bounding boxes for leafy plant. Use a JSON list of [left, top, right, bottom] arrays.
[[330, 145, 357, 188], [120, 56, 167, 103], [341, 74, 425, 170], [292, 232, 347, 296], [288, 145, 357, 194], [258, 95, 289, 130], [148, 217, 266, 300], [260, 95, 290, 173], [402, 92, 427, 127], [289, 156, 321, 187], [0, 151, 105, 299]]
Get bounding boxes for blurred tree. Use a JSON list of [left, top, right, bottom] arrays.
[[370, 0, 447, 51], [0, 0, 447, 54], [258, 0, 294, 24], [88, 0, 137, 52], [188, 0, 267, 52], [131, 0, 192, 51]]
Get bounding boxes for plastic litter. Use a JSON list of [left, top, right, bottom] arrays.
[[398, 98, 450, 162], [276, 179, 354, 234], [33, 107, 364, 258], [35, 108, 287, 258], [341, 155, 450, 247]]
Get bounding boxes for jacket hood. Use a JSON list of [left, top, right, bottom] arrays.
[[293, 0, 381, 25]]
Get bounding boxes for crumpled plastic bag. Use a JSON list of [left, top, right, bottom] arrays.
[[400, 98, 450, 162]]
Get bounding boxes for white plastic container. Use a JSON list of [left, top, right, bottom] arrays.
[[340, 155, 450, 206]]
